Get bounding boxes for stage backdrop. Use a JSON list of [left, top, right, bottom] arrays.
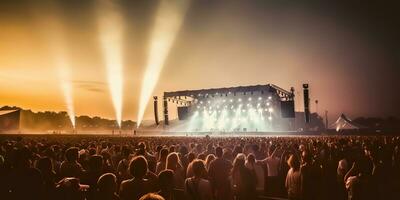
[[0, 109, 20, 131]]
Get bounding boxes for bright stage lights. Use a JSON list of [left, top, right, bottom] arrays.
[[137, 0, 190, 127], [268, 96, 272, 100], [97, 0, 124, 128], [188, 91, 278, 132]]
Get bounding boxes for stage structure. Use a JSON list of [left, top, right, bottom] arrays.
[[154, 84, 295, 132], [0, 109, 21, 132]]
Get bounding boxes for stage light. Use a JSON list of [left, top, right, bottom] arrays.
[[222, 99, 226, 103], [268, 116, 272, 121], [230, 99, 233, 103], [197, 105, 200, 109], [268, 108, 273, 112], [268, 96, 272, 100], [97, 0, 124, 128], [207, 101, 211, 104], [238, 98, 242, 102], [258, 97, 262, 101], [137, 0, 189, 127], [58, 66, 75, 128], [248, 97, 252, 101], [267, 102, 270, 106]]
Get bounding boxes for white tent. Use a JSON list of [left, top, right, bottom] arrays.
[[331, 114, 366, 131]]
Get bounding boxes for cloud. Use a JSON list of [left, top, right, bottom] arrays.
[[73, 80, 105, 93]]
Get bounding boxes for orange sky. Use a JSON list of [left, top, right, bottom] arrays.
[[1, 0, 399, 122]]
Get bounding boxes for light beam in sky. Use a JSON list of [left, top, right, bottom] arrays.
[[57, 63, 76, 128], [97, 0, 124, 128], [137, 0, 190, 127], [33, 2, 76, 129]]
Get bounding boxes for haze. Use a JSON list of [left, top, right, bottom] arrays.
[[0, 0, 399, 122]]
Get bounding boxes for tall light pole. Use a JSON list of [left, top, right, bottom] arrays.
[[325, 110, 328, 130]]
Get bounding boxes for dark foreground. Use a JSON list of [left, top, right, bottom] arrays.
[[0, 134, 399, 200]]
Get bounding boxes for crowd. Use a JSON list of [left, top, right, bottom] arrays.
[[0, 134, 400, 200]]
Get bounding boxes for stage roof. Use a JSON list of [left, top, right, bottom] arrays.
[[164, 84, 294, 101], [0, 109, 19, 116]]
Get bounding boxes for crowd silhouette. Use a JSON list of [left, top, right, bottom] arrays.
[[1, 135, 400, 200]]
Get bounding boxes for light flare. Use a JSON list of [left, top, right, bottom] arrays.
[[137, 0, 190, 127], [97, 0, 124, 127]]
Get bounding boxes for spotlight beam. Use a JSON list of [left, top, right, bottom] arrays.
[[137, 0, 190, 127], [97, 0, 124, 128], [57, 64, 75, 128], [35, 3, 76, 129]]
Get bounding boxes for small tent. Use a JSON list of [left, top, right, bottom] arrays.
[[330, 114, 366, 131]]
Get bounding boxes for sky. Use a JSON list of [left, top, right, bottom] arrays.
[[0, 0, 399, 122]]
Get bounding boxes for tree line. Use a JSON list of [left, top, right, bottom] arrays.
[[1, 106, 136, 131]]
